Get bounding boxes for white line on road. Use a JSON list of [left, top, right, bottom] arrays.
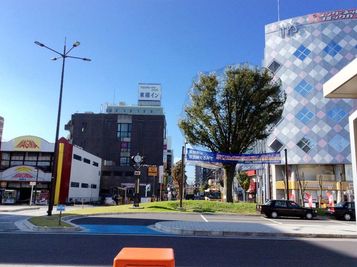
[[200, 214, 208, 222], [262, 217, 283, 224]]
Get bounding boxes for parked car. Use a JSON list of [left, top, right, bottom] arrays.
[[204, 191, 221, 201], [328, 201, 355, 221], [258, 199, 317, 219]]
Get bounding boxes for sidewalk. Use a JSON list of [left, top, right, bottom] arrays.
[[154, 220, 357, 239]]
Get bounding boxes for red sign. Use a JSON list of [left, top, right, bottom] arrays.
[[16, 140, 39, 150]]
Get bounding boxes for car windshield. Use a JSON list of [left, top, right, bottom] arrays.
[[264, 200, 271, 205]]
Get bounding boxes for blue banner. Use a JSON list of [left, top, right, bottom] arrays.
[[186, 148, 281, 164]]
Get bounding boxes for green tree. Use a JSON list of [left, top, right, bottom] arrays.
[[179, 65, 286, 202], [236, 171, 250, 201], [171, 160, 186, 199]]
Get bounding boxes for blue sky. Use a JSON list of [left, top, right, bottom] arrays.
[[0, 0, 356, 179]]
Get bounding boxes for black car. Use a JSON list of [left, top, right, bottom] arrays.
[[328, 201, 355, 221], [259, 199, 317, 219]]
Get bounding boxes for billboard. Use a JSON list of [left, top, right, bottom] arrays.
[[138, 83, 161, 101]]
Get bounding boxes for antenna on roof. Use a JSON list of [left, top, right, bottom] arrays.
[[277, 0, 280, 21]]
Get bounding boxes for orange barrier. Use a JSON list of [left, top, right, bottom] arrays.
[[113, 247, 175, 267]]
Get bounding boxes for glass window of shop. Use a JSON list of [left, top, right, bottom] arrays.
[[24, 152, 38, 166], [0, 153, 10, 170]]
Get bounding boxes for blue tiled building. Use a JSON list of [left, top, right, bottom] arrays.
[[264, 9, 357, 204]]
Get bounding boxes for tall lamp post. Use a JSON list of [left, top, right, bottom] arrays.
[[180, 142, 187, 209], [35, 39, 91, 216]]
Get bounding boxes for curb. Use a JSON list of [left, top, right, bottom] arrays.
[[154, 222, 357, 239], [0, 207, 41, 213], [16, 218, 83, 232]]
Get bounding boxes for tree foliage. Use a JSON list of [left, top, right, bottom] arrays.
[[179, 65, 286, 202], [237, 172, 250, 192], [171, 160, 187, 199]]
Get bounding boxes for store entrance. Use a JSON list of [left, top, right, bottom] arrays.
[[18, 188, 31, 204]]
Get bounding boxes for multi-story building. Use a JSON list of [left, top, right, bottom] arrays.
[[0, 116, 3, 146], [65, 84, 167, 199], [264, 9, 357, 205], [0, 135, 101, 204]]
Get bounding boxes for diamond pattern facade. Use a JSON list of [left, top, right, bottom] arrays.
[[265, 10, 357, 164]]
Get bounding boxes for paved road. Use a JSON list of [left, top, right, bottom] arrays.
[[0, 232, 356, 266]]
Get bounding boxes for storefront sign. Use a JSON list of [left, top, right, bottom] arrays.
[[0, 166, 51, 182], [279, 22, 299, 38], [148, 166, 158, 176], [312, 9, 357, 22], [14, 136, 41, 151]]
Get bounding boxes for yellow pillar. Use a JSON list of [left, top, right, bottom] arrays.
[[54, 143, 64, 205]]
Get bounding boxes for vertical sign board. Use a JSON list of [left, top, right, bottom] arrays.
[[148, 166, 158, 177], [159, 165, 164, 183]]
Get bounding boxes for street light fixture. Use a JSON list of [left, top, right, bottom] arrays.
[[35, 38, 91, 216]]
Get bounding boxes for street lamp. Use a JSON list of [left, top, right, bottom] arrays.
[[35, 39, 91, 216], [180, 142, 187, 209]]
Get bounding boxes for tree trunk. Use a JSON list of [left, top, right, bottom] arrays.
[[223, 164, 235, 203]]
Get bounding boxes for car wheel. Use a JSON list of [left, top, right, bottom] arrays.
[[305, 212, 313, 220], [344, 213, 352, 221], [271, 211, 278, 219]]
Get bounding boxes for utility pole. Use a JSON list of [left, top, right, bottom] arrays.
[[285, 148, 289, 200]]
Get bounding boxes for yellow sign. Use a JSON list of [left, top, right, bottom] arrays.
[[148, 166, 158, 176], [14, 136, 41, 151]]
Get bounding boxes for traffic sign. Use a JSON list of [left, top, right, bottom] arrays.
[[57, 204, 65, 211], [134, 170, 141, 176]]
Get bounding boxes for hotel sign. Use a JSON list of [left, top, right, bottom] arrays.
[[138, 83, 161, 101]]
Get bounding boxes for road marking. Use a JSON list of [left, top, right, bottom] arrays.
[[327, 219, 355, 226], [200, 214, 208, 222], [262, 217, 283, 224]]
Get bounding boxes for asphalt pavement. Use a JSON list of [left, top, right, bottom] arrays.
[[2, 204, 357, 239]]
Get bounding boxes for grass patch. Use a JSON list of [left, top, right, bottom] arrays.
[[29, 215, 73, 228], [64, 200, 257, 216], [29, 201, 258, 228]]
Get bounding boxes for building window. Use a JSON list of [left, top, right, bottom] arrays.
[[81, 122, 87, 133], [1, 153, 10, 160], [295, 80, 313, 97], [120, 157, 130, 166], [267, 60, 281, 74], [125, 171, 134, 176], [83, 158, 90, 164], [91, 184, 97, 189], [73, 154, 82, 161], [327, 108, 347, 123], [121, 142, 131, 152], [297, 137, 313, 153], [92, 161, 99, 167], [324, 41, 342, 57], [11, 152, 24, 161], [81, 183, 89, 188], [296, 107, 314, 124], [117, 123, 132, 139], [269, 139, 284, 152], [293, 45, 311, 60], [71, 182, 80, 188]]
